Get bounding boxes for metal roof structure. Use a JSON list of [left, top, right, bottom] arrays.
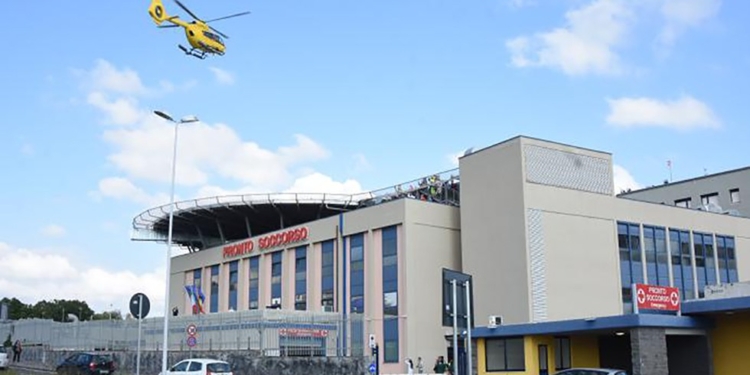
[[131, 168, 460, 252]]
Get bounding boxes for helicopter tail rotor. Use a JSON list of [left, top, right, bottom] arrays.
[[148, 0, 169, 25]]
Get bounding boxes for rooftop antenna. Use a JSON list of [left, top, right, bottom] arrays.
[[667, 160, 673, 182]]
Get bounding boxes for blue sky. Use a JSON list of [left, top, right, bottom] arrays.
[[1, 0, 748, 316]]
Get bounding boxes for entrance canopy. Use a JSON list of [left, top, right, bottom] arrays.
[[472, 314, 713, 338]]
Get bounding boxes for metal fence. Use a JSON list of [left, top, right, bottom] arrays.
[[0, 310, 366, 357]]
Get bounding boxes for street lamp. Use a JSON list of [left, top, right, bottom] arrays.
[[153, 110, 199, 375]]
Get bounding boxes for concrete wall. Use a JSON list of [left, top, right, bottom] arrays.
[[14, 346, 366, 375], [620, 167, 750, 218], [403, 199, 461, 373], [459, 138, 529, 326]]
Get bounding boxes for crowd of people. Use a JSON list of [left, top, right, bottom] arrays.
[[360, 174, 460, 208]]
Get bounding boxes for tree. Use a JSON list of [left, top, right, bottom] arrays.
[[3, 333, 11, 348], [92, 310, 123, 321], [0, 297, 33, 320]]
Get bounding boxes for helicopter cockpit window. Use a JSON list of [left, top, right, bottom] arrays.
[[203, 31, 222, 43]]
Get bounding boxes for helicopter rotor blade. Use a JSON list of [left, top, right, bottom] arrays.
[[204, 11, 251, 23], [158, 24, 181, 28], [173, 0, 202, 22], [209, 26, 230, 39]]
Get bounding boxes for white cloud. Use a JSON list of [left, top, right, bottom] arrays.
[[77, 59, 147, 96], [605, 95, 721, 130], [74, 59, 363, 207], [506, 0, 634, 76], [94, 177, 170, 206], [41, 224, 66, 238], [658, 0, 721, 47], [284, 172, 364, 194], [613, 164, 642, 194], [87, 92, 144, 126], [0, 242, 166, 315], [209, 67, 235, 85]]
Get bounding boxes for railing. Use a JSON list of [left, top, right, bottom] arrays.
[[1, 310, 366, 357], [359, 168, 460, 208]]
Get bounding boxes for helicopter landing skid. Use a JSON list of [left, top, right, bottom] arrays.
[[178, 45, 207, 60]]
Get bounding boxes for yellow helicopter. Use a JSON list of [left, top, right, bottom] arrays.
[[148, 0, 250, 59]]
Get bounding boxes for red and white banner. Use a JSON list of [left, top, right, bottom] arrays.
[[633, 284, 681, 312], [279, 328, 329, 338]]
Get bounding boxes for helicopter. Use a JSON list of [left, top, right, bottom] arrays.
[[148, 0, 250, 59]]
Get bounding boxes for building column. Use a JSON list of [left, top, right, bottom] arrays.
[[630, 328, 668, 375]]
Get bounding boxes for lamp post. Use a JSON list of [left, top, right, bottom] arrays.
[[153, 110, 199, 375]]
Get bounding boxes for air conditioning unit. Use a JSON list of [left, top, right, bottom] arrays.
[[488, 315, 502, 329], [271, 297, 281, 306], [322, 305, 335, 313], [295, 294, 306, 302]]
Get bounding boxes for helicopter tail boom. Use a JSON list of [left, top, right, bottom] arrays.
[[148, 0, 168, 25]]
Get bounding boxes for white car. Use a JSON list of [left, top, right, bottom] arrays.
[[160, 359, 233, 375], [555, 369, 628, 375], [0, 352, 8, 370]]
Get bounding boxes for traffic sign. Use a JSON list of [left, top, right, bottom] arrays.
[[368, 363, 376, 374], [187, 336, 197, 347], [130, 293, 151, 319], [187, 324, 197, 336]]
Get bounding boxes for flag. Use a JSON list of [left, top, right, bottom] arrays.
[[667, 160, 671, 168], [195, 285, 206, 314]]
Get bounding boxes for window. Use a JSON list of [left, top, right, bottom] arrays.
[[248, 257, 260, 310], [295, 246, 307, 311], [644, 226, 670, 286], [675, 198, 691, 208], [701, 193, 719, 206], [554, 337, 571, 370], [228, 261, 238, 311], [350, 233, 365, 314], [730, 188, 740, 204], [321, 240, 335, 310], [382, 226, 399, 363], [670, 229, 694, 300], [210, 265, 219, 313], [716, 235, 738, 284], [271, 252, 283, 307], [694, 232, 716, 298], [485, 338, 525, 372], [617, 222, 643, 312]]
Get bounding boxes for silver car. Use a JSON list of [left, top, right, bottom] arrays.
[[555, 369, 628, 375]]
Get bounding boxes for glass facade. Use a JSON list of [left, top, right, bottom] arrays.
[[295, 246, 307, 311], [382, 226, 399, 363], [228, 261, 238, 311], [271, 252, 283, 306], [670, 229, 694, 300], [210, 264, 219, 313], [618, 221, 739, 307], [350, 233, 365, 314], [248, 256, 260, 310], [321, 240, 335, 311], [618, 222, 643, 313]]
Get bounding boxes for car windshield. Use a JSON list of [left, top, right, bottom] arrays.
[[207, 363, 231, 372], [92, 354, 112, 363]]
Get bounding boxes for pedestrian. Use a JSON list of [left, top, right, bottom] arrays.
[[12, 340, 22, 362], [416, 357, 424, 374], [433, 356, 447, 374], [405, 358, 414, 375]]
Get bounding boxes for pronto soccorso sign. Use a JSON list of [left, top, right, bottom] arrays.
[[222, 227, 309, 258]]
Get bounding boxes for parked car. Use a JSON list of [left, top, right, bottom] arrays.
[[159, 359, 233, 375], [554, 369, 628, 375], [0, 352, 8, 370], [55, 352, 115, 375]]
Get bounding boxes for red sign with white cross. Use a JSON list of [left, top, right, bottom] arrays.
[[634, 284, 681, 312]]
